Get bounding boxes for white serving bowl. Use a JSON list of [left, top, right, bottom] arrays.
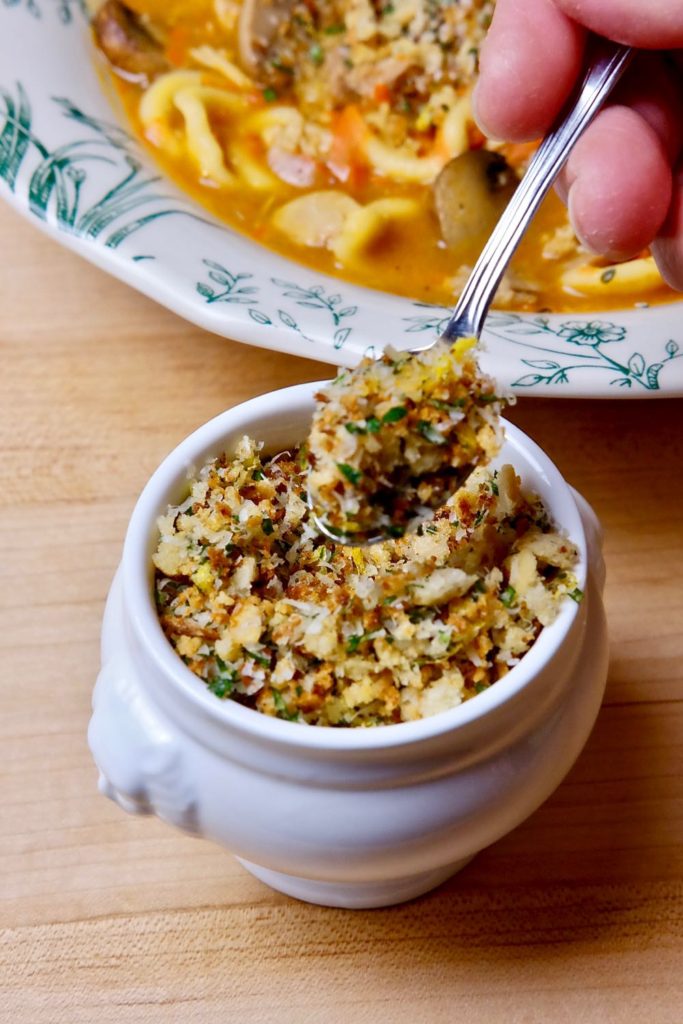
[[2, 4, 683, 397], [88, 382, 609, 908]]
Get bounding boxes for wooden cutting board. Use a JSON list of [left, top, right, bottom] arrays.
[[1, 201, 682, 1024]]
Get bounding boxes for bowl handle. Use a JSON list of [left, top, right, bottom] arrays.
[[88, 658, 199, 834], [570, 486, 606, 594]]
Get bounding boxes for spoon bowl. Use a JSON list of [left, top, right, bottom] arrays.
[[309, 40, 633, 545]]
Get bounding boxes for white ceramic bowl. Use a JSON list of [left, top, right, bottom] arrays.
[[2, 4, 683, 397], [88, 382, 609, 908]]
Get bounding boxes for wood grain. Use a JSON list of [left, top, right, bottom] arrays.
[[1, 201, 682, 1024]]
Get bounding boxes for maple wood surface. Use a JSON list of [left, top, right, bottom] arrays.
[[1, 202, 682, 1024]]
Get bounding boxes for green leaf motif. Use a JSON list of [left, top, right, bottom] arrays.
[[195, 259, 257, 304], [512, 373, 546, 388], [628, 352, 645, 376], [248, 308, 272, 326], [278, 310, 298, 330], [0, 83, 214, 247], [0, 83, 32, 189], [2, 0, 86, 23], [522, 359, 560, 370], [272, 277, 357, 344]]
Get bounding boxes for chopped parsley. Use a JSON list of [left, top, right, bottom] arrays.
[[382, 405, 407, 424], [272, 688, 298, 721], [417, 420, 447, 445], [346, 634, 362, 653], [209, 657, 237, 699], [262, 517, 274, 535], [244, 648, 271, 667], [500, 585, 517, 608], [338, 462, 362, 486], [430, 398, 465, 411], [262, 86, 278, 103], [208, 676, 234, 699]]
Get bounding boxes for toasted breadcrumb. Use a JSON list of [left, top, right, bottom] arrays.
[[153, 436, 580, 727], [307, 339, 506, 540]]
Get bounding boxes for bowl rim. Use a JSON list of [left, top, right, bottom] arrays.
[[121, 381, 588, 751]]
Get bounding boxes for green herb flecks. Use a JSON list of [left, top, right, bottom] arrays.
[[382, 405, 407, 424], [209, 657, 237, 699], [417, 420, 447, 445], [500, 585, 517, 608], [430, 397, 465, 412], [244, 648, 271, 667], [272, 688, 298, 721], [309, 42, 324, 65], [338, 462, 362, 486]]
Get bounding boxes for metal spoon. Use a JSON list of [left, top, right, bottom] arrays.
[[311, 40, 633, 546]]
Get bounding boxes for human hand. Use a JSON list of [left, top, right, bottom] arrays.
[[473, 0, 683, 288]]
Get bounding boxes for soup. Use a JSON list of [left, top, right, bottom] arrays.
[[92, 0, 673, 312]]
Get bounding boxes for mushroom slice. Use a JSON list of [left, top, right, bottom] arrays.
[[237, 0, 296, 76], [272, 191, 360, 248], [433, 150, 517, 256], [92, 0, 168, 86]]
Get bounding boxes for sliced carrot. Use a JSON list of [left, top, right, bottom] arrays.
[[373, 82, 391, 104], [500, 140, 539, 168], [327, 104, 369, 183], [166, 25, 190, 67], [467, 122, 487, 150], [429, 124, 452, 161]]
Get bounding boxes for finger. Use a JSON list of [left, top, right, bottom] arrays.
[[473, 0, 585, 142], [615, 55, 683, 163], [652, 166, 683, 290], [554, 0, 683, 48], [560, 106, 672, 260], [556, 54, 683, 203]]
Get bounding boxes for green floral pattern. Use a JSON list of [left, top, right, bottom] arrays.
[[194, 264, 358, 350], [493, 313, 683, 391], [2, 0, 84, 23], [405, 306, 683, 392], [0, 85, 209, 247]]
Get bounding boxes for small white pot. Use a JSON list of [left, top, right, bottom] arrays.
[[89, 382, 608, 909]]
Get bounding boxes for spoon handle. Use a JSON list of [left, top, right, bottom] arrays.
[[442, 41, 633, 343]]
